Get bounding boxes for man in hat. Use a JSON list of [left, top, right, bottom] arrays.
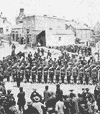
[[43, 86, 50, 105], [69, 90, 76, 98], [56, 84, 63, 101], [30, 89, 42, 102], [32, 96, 46, 114], [24, 102, 39, 114], [85, 88, 95, 103]]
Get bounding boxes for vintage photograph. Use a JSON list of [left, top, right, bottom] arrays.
[[0, 0, 100, 114]]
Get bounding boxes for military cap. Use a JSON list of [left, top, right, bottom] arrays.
[[69, 89, 74, 92], [7, 89, 11, 93], [33, 88, 37, 91], [82, 88, 85, 90], [86, 88, 89, 91]]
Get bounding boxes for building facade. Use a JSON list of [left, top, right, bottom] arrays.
[[0, 16, 11, 40], [66, 21, 93, 41], [22, 15, 76, 47]]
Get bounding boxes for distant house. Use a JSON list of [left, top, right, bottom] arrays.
[[22, 15, 76, 47], [65, 20, 93, 41], [0, 16, 11, 40], [11, 23, 23, 42]]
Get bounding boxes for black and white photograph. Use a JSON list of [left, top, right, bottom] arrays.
[[0, 0, 100, 114]]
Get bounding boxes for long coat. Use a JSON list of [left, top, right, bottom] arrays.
[[17, 92, 26, 106]]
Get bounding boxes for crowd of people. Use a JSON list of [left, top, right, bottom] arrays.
[[0, 43, 99, 86], [0, 42, 100, 114], [0, 82, 100, 114]]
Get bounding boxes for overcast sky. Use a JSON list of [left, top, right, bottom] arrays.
[[0, 0, 100, 27]]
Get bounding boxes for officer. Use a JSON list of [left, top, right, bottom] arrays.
[[31, 63, 37, 83], [91, 67, 98, 85], [55, 64, 61, 83], [85, 88, 95, 103], [25, 62, 30, 82], [43, 64, 49, 83], [66, 66, 72, 84], [49, 64, 55, 83], [85, 67, 90, 85], [37, 64, 43, 83], [72, 66, 78, 84], [60, 65, 65, 83], [30, 89, 42, 102], [79, 67, 84, 84], [12, 69, 17, 82], [16, 69, 20, 87]]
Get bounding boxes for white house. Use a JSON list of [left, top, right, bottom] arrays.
[[0, 16, 11, 40]]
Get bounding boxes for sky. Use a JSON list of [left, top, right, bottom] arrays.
[[0, 0, 100, 27]]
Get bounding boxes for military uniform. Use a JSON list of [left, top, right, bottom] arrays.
[[49, 65, 54, 83], [91, 67, 98, 84], [66, 66, 72, 84], [32, 65, 37, 83], [72, 66, 78, 84], [16, 69, 20, 87], [37, 65, 43, 83], [12, 69, 17, 82], [55, 65, 60, 83], [60, 65, 65, 83], [85, 67, 90, 85], [43, 65, 49, 83], [25, 68, 30, 82], [79, 67, 84, 84]]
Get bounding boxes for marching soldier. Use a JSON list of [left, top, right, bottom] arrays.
[[91, 67, 98, 85], [12, 69, 17, 82], [55, 64, 61, 83], [85, 67, 90, 85], [31, 63, 37, 83], [79, 67, 84, 84], [72, 66, 78, 84], [66, 66, 72, 84], [37, 64, 43, 83], [43, 64, 49, 83], [25, 62, 30, 82], [60, 65, 65, 83], [16, 69, 21, 87], [49, 64, 55, 83]]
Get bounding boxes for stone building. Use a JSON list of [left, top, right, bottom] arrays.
[[0, 15, 11, 40], [22, 15, 76, 47]]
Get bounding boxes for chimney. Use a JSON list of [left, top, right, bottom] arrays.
[[20, 8, 24, 13]]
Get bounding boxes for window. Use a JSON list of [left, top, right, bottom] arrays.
[[59, 37, 61, 41], [27, 29, 30, 34], [0, 28, 3, 33], [49, 28, 52, 30], [6, 29, 8, 32]]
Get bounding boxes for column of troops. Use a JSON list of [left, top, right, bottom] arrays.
[[10, 62, 100, 84]]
